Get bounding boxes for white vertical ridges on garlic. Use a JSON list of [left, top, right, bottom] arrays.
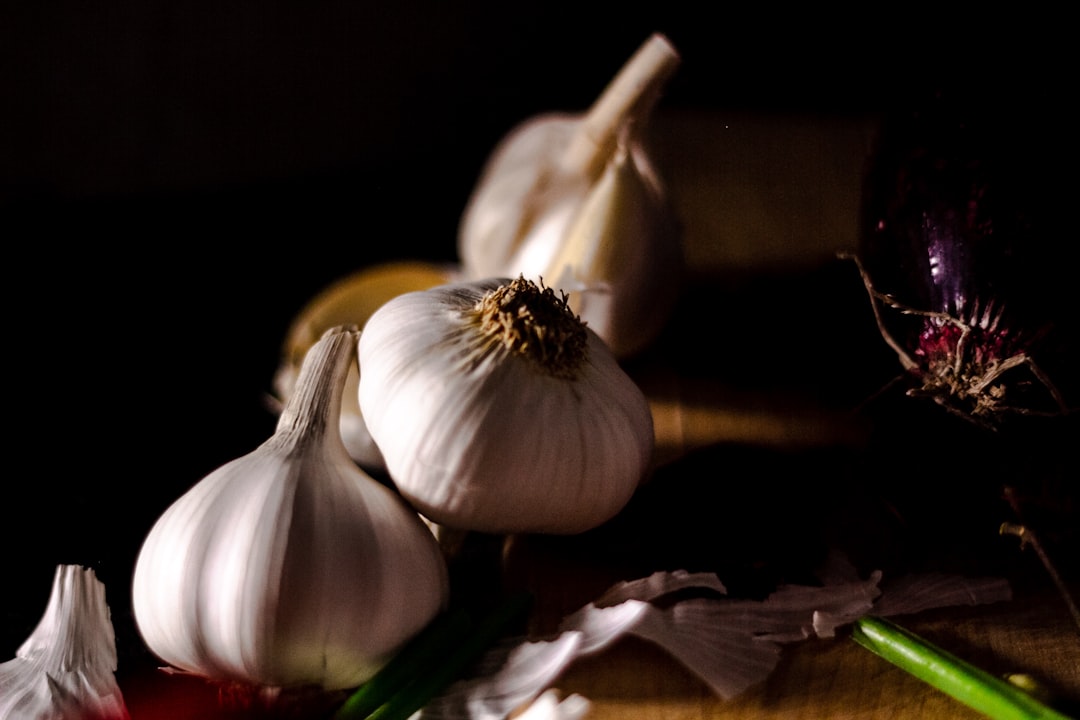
[[0, 565, 129, 720], [131, 326, 450, 693], [357, 276, 654, 535], [457, 33, 684, 358]]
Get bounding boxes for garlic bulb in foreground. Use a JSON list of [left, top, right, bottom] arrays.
[[458, 33, 683, 358], [358, 276, 654, 535], [0, 565, 129, 720], [132, 326, 449, 692], [273, 261, 454, 471]]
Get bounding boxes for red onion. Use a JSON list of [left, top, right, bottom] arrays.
[[849, 88, 1077, 430]]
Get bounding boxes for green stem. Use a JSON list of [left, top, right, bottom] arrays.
[[333, 607, 473, 720], [335, 592, 534, 720], [852, 616, 1071, 720]]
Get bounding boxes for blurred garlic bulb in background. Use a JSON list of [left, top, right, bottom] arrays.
[[0, 565, 129, 720], [273, 261, 453, 471], [134, 326, 450, 693], [458, 33, 684, 358], [358, 276, 654, 535]]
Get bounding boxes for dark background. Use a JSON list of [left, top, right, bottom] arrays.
[[2, 0, 1076, 691]]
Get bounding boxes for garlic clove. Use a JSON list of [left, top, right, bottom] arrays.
[[0, 564, 130, 720], [457, 33, 683, 358], [538, 137, 683, 358], [273, 262, 455, 471], [134, 326, 450, 693], [457, 116, 585, 280], [358, 276, 654, 535]]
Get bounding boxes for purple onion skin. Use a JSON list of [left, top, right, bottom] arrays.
[[854, 89, 1076, 429]]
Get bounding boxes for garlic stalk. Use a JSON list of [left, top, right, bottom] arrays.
[[273, 262, 454, 471], [357, 276, 655, 535], [0, 564, 129, 720], [132, 325, 450, 693], [457, 33, 683, 358]]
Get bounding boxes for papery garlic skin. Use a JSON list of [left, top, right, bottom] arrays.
[[458, 34, 683, 359], [0, 565, 129, 720], [132, 326, 449, 692], [358, 277, 654, 535]]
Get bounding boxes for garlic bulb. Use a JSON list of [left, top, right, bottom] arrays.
[[357, 276, 654, 535], [0, 565, 129, 720], [132, 326, 450, 692], [273, 261, 454, 471], [458, 33, 683, 358]]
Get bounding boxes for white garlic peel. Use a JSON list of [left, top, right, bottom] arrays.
[[357, 276, 654, 535], [132, 326, 450, 692], [0, 564, 129, 720], [458, 33, 683, 358]]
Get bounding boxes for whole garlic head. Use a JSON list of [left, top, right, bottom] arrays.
[[132, 326, 449, 693], [458, 33, 683, 358], [357, 276, 654, 535]]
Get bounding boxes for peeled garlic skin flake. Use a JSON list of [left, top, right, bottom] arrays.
[[357, 277, 655, 535], [131, 327, 449, 693]]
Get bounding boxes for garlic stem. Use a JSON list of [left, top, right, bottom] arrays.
[[273, 324, 355, 445], [561, 33, 680, 180]]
